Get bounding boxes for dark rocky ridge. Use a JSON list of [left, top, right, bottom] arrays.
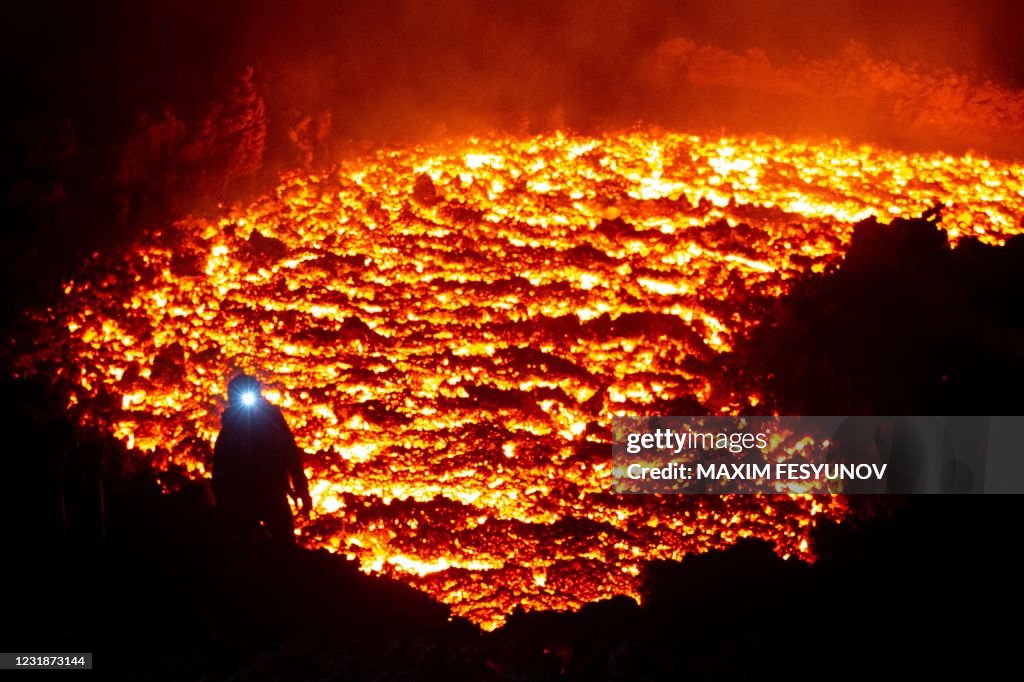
[[737, 211, 1024, 414]]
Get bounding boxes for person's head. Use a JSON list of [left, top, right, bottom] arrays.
[[228, 374, 261, 407]]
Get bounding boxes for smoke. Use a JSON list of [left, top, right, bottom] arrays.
[[216, 0, 1024, 159], [6, 0, 1024, 156], [644, 40, 1024, 156], [116, 68, 267, 215]]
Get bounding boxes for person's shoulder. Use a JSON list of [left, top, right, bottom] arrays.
[[221, 405, 239, 425], [261, 400, 286, 420]]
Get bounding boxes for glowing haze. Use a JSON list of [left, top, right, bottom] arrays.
[[18, 130, 1024, 628]]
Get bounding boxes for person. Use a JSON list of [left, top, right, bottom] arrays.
[[212, 374, 311, 549]]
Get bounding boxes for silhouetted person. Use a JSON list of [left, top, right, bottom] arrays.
[[212, 374, 311, 550]]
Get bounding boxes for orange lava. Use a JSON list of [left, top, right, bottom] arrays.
[[16, 130, 1024, 628]]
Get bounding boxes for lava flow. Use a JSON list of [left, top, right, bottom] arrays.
[[15, 130, 1024, 629]]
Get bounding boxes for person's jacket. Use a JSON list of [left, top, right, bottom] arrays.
[[212, 398, 308, 511]]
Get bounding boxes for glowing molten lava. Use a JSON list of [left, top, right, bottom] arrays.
[[17, 131, 1024, 629]]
